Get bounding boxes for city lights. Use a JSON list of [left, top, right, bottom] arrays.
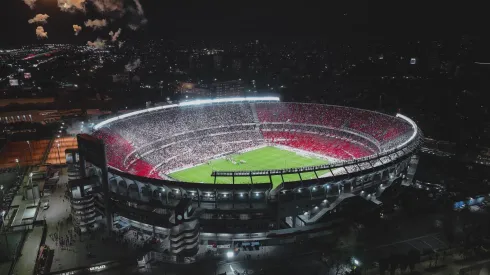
[[2, 12, 473, 271]]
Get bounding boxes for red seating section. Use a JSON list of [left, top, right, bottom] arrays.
[[261, 131, 372, 160], [92, 129, 161, 179], [93, 103, 412, 177], [256, 103, 411, 142]]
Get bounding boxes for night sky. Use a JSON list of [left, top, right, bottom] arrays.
[[0, 0, 486, 46]]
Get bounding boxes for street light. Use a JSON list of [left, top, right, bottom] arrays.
[[226, 251, 234, 259], [26, 141, 33, 164], [29, 172, 34, 202], [352, 257, 361, 266], [56, 143, 62, 164]]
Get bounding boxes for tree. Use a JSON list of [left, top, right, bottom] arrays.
[[379, 258, 388, 275], [389, 254, 399, 275], [434, 252, 439, 267], [407, 249, 420, 272], [399, 257, 409, 274]]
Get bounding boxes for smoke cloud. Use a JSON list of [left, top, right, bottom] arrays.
[[133, 0, 144, 15], [28, 14, 50, 24], [87, 38, 106, 49], [36, 26, 48, 39], [128, 24, 138, 31], [73, 25, 82, 35], [125, 58, 141, 72], [84, 19, 107, 29], [58, 0, 86, 12], [23, 0, 37, 9], [127, 0, 147, 31], [91, 0, 124, 13], [109, 28, 122, 42]]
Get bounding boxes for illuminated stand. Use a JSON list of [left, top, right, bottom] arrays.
[[93, 96, 281, 130]]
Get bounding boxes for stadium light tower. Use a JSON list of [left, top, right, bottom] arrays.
[[57, 135, 64, 148], [56, 143, 62, 164]]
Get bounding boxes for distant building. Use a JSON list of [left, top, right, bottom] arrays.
[[232, 58, 242, 71], [213, 55, 222, 70], [248, 57, 262, 71], [188, 55, 195, 69], [0, 109, 82, 124], [428, 52, 440, 71], [428, 41, 442, 71], [112, 74, 129, 84], [177, 82, 212, 98], [212, 80, 244, 98], [189, 54, 208, 70]]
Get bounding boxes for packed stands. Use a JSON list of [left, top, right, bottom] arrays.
[[93, 128, 161, 179], [92, 102, 415, 178], [142, 128, 263, 174], [110, 103, 255, 148], [255, 102, 413, 145], [261, 131, 372, 160]]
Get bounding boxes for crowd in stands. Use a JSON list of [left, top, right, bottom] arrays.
[[144, 129, 263, 174], [110, 104, 255, 148], [260, 123, 379, 153], [92, 128, 161, 179], [93, 102, 416, 178], [255, 102, 413, 144], [261, 131, 371, 160]]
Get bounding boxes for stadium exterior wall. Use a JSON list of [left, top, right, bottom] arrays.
[[87, 136, 419, 246]]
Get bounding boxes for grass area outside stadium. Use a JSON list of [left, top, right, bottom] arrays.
[[169, 146, 329, 188]]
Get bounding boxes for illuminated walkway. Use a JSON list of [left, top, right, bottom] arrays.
[[45, 136, 77, 165]]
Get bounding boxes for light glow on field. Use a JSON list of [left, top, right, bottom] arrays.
[[168, 146, 329, 188]]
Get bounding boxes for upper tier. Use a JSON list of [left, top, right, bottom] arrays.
[[96, 102, 414, 153], [255, 102, 413, 147]]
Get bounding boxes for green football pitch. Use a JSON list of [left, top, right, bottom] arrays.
[[169, 146, 329, 188]]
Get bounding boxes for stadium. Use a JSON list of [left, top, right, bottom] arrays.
[[77, 97, 422, 257]]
